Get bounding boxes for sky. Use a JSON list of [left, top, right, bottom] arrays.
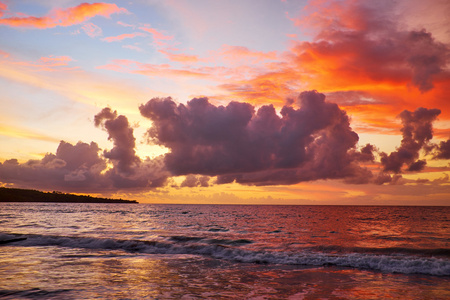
[[0, 0, 449, 205]]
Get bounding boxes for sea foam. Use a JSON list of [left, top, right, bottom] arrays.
[[2, 232, 449, 276]]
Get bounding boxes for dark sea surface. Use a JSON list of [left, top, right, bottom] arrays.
[[0, 203, 449, 299]]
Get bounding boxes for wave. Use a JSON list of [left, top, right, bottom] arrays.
[[1, 233, 449, 276], [302, 245, 450, 257]]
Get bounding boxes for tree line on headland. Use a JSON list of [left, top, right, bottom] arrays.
[[0, 187, 138, 203]]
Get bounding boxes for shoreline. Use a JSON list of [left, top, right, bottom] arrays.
[[0, 187, 138, 204]]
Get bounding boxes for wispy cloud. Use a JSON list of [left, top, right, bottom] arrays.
[[123, 45, 144, 52], [0, 124, 61, 143], [98, 59, 209, 78], [159, 49, 200, 64], [0, 2, 128, 29], [139, 24, 173, 46], [117, 21, 135, 28], [102, 32, 146, 42], [216, 45, 278, 65], [9, 55, 77, 72], [82, 22, 103, 38]]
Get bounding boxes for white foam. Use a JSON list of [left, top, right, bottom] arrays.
[[4, 233, 449, 276]]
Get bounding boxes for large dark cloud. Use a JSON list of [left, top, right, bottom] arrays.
[[94, 107, 140, 174], [140, 90, 371, 185], [0, 141, 108, 191], [293, 2, 449, 93], [1, 91, 448, 193], [380, 107, 441, 173], [93, 107, 169, 189], [0, 110, 168, 192], [434, 140, 450, 159], [406, 30, 448, 92]]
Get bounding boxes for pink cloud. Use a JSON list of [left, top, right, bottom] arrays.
[[0, 48, 9, 58], [159, 49, 200, 64], [139, 25, 173, 46], [102, 32, 147, 42], [0, 2, 128, 29], [117, 21, 135, 28], [39, 55, 73, 65], [97, 59, 261, 83], [97, 59, 208, 78], [0, 2, 7, 18], [216, 45, 278, 65], [123, 45, 144, 52], [82, 22, 102, 38]]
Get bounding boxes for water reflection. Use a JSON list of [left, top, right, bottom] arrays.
[[1, 246, 449, 299], [1, 203, 449, 298]]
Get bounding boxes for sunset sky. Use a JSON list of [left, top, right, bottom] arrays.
[[0, 0, 449, 205]]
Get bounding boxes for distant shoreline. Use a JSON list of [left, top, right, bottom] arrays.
[[0, 187, 138, 204]]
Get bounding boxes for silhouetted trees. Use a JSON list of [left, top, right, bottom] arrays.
[[0, 187, 138, 203]]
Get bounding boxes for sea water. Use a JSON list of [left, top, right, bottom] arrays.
[[0, 203, 449, 299]]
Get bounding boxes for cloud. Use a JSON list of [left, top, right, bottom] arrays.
[[213, 0, 450, 125], [0, 2, 127, 29], [0, 48, 8, 58], [93, 107, 169, 189], [98, 59, 210, 79], [0, 2, 7, 18], [406, 30, 448, 92], [8, 55, 77, 72], [293, 0, 449, 93], [0, 107, 169, 192], [380, 107, 441, 173], [217, 45, 278, 65], [0, 123, 61, 143], [139, 90, 370, 185], [159, 49, 200, 64], [39, 55, 72, 65], [123, 45, 144, 52], [94, 108, 140, 174], [0, 91, 448, 194], [433, 140, 450, 159], [139, 25, 173, 42], [102, 32, 147, 42], [180, 174, 210, 188], [82, 22, 102, 38], [0, 141, 107, 191], [117, 21, 135, 28]]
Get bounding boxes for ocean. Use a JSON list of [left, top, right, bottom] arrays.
[[0, 203, 448, 299]]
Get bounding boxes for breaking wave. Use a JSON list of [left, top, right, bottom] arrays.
[[1, 232, 449, 276]]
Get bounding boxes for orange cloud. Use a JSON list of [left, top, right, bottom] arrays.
[[217, 45, 278, 65], [0, 53, 165, 119], [39, 55, 72, 65], [97, 58, 274, 90], [0, 2, 127, 29], [0, 123, 61, 143], [98, 59, 217, 79], [0, 48, 8, 58], [159, 49, 200, 64], [0, 2, 6, 18], [102, 32, 146, 42], [215, 0, 450, 137], [6, 55, 77, 72], [218, 69, 300, 105], [134, 63, 208, 79]]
